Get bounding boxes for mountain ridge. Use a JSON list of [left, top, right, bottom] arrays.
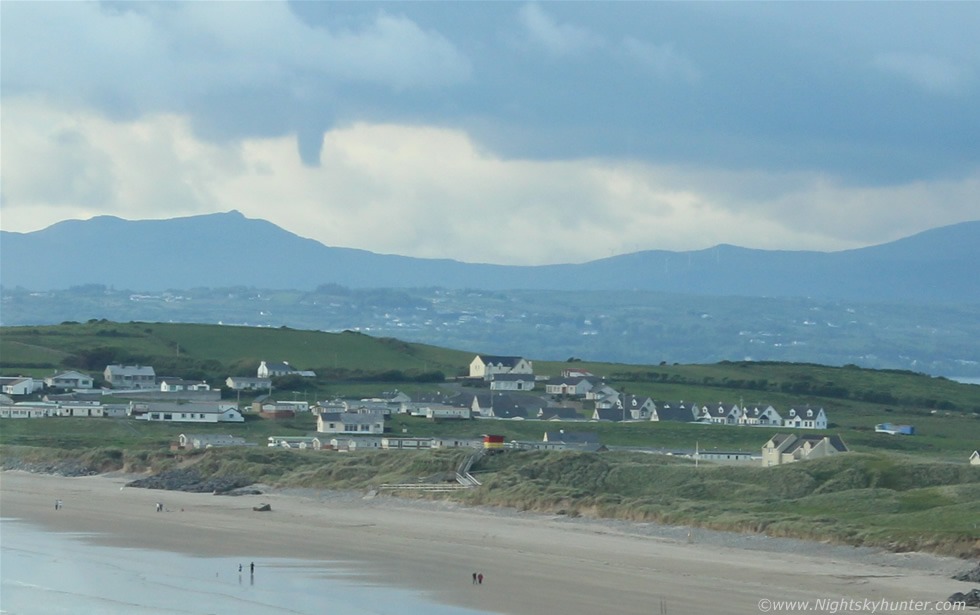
[[2, 211, 978, 302]]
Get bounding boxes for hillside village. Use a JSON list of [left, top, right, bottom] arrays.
[[0, 353, 871, 467]]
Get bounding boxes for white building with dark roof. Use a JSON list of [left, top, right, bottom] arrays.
[[469, 355, 533, 380]]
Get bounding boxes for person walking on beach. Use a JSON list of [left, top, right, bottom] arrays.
[[472, 572, 477, 584], [478, 573, 483, 585], [250, 562, 254, 575], [239, 564, 243, 573]]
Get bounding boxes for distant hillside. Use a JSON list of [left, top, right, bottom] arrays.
[[2, 211, 978, 302]]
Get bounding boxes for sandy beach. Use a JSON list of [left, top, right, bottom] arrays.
[[1, 471, 974, 615]]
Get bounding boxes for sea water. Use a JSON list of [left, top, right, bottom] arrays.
[[0, 518, 492, 615]]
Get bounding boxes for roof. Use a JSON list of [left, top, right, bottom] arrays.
[[593, 408, 627, 422], [492, 406, 528, 419], [475, 355, 524, 367], [106, 365, 155, 376], [539, 407, 580, 419], [490, 373, 535, 382], [544, 431, 598, 444], [656, 405, 696, 422], [318, 412, 383, 425]]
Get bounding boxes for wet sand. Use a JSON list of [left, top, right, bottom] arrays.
[[0, 471, 971, 614]]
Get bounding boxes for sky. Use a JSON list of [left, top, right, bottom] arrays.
[[1, 1, 978, 266]]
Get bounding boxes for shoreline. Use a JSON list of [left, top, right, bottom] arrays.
[[1, 471, 975, 615]]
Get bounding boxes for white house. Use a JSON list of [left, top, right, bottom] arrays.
[[45, 371, 94, 390], [0, 377, 41, 396], [783, 406, 828, 430], [970, 450, 979, 465], [316, 411, 385, 435], [469, 355, 533, 380], [159, 379, 211, 392], [545, 377, 594, 396], [133, 402, 244, 423], [698, 403, 741, 425], [424, 406, 472, 420], [738, 405, 781, 426], [617, 395, 656, 420], [489, 373, 536, 391], [257, 361, 316, 379], [225, 376, 272, 391], [104, 365, 156, 389]]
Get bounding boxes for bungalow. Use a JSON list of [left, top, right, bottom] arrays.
[[586, 383, 619, 401], [56, 402, 105, 417], [561, 368, 594, 378], [316, 411, 385, 435], [0, 376, 41, 396], [651, 402, 697, 423], [257, 361, 316, 379], [698, 403, 741, 425], [783, 406, 828, 430], [44, 371, 94, 390], [225, 376, 272, 391], [469, 355, 533, 380], [695, 450, 758, 463], [761, 433, 848, 466], [178, 434, 248, 449], [253, 400, 297, 419], [159, 379, 210, 392], [739, 405, 782, 427], [104, 364, 156, 389], [132, 402, 244, 423], [0, 403, 56, 418], [489, 373, 536, 392], [424, 406, 472, 420], [544, 377, 594, 396]]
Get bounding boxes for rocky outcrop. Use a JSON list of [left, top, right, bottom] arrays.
[[1, 458, 99, 477], [126, 468, 252, 494], [946, 589, 980, 607], [953, 564, 980, 583]]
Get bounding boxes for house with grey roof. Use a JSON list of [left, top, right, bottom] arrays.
[[489, 373, 536, 391], [651, 402, 697, 423], [469, 355, 533, 380], [316, 411, 385, 435], [104, 364, 156, 389], [226, 376, 272, 391], [545, 377, 594, 396], [698, 402, 741, 425], [739, 404, 782, 426], [783, 406, 828, 429], [44, 371, 94, 390]]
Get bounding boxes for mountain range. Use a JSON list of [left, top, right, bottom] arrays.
[[2, 211, 978, 302]]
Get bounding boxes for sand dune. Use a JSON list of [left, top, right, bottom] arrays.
[[0, 471, 972, 615]]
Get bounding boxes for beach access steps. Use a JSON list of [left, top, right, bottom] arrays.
[[378, 449, 485, 492]]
